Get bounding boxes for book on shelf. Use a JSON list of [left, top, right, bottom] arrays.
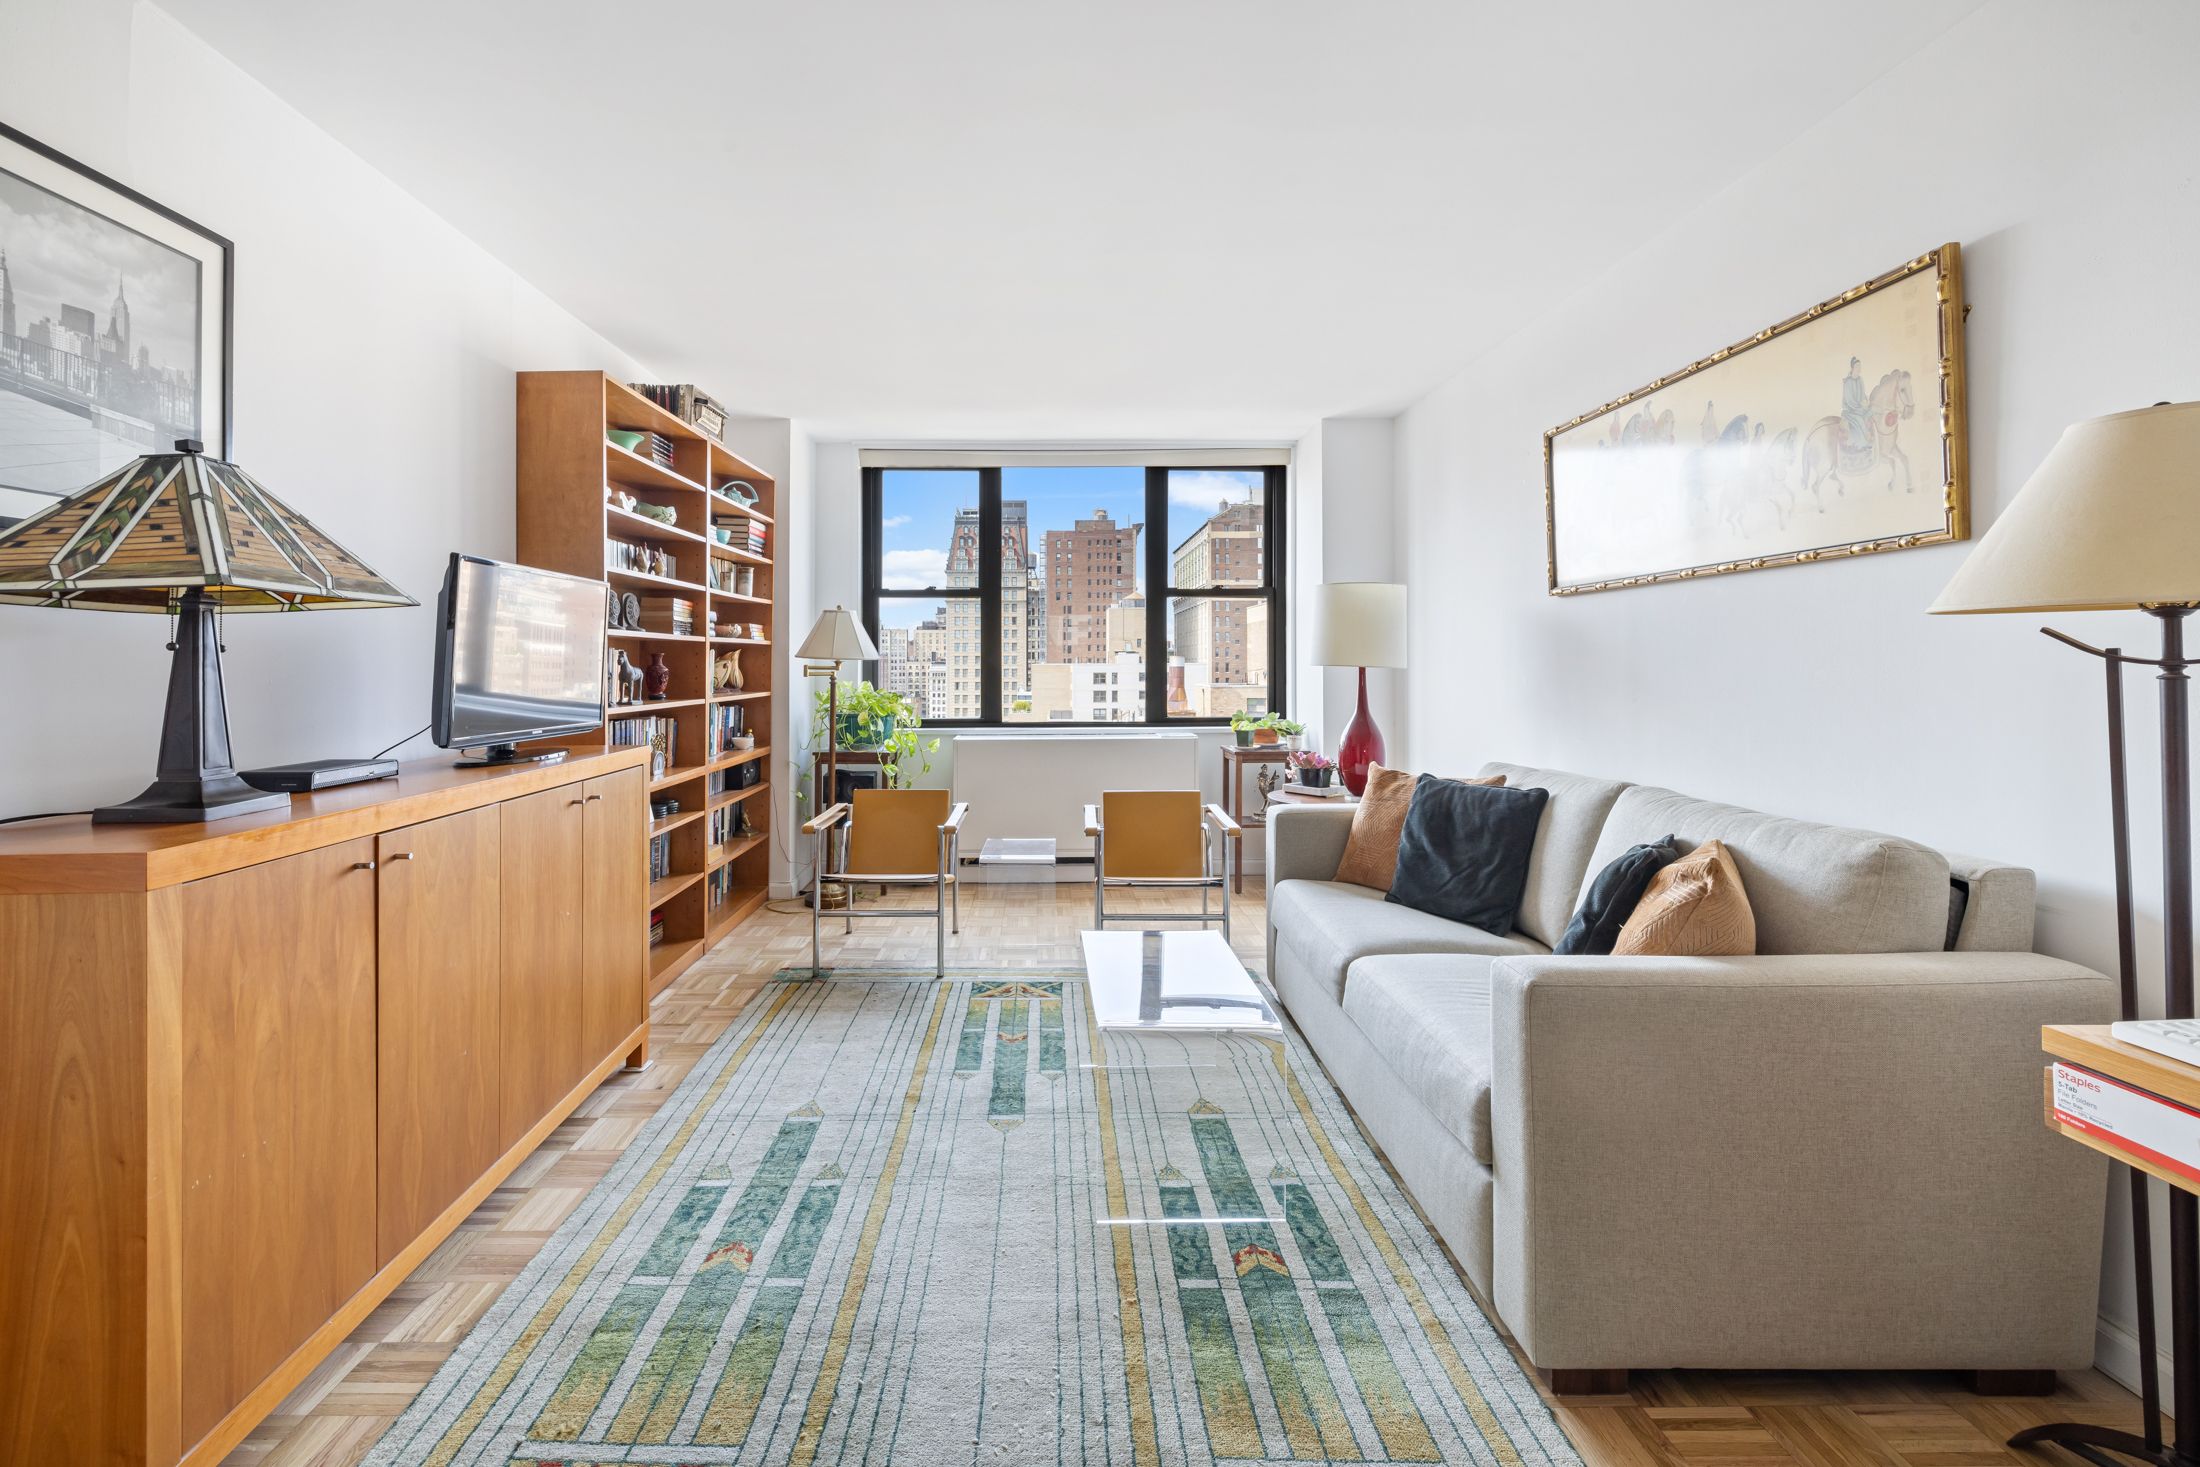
[[648, 833, 672, 882], [707, 864, 733, 913], [648, 908, 666, 948], [2050, 1060, 2200, 1187], [612, 715, 679, 778], [627, 381, 727, 442], [639, 593, 695, 636], [709, 703, 747, 757]]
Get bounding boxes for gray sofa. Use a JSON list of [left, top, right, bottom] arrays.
[[1264, 761, 2112, 1390]]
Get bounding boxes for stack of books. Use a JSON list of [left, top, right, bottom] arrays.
[[640, 594, 695, 636], [647, 908, 666, 948], [743, 521, 770, 558], [648, 833, 672, 882]]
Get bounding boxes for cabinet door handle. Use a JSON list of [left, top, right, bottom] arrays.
[[352, 860, 377, 871], [570, 798, 587, 807], [586, 793, 604, 803], [387, 851, 416, 862]]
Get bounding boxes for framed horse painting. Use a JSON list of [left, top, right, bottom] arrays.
[[1544, 243, 1967, 595]]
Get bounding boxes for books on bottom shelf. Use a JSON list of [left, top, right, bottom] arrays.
[[613, 714, 679, 779], [649, 832, 672, 882], [2049, 1060, 2200, 1187], [708, 864, 733, 914]]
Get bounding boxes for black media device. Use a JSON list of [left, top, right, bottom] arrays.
[[238, 758, 402, 793], [432, 553, 608, 767]]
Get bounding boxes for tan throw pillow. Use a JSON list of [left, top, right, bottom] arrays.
[[1332, 765, 1504, 892], [1612, 839, 1756, 957]]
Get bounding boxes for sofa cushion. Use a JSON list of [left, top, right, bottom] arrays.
[[1555, 836, 1678, 955], [1613, 839, 1756, 956], [1476, 763, 1632, 950], [1587, 785, 1950, 955], [1341, 954, 1498, 1165], [1335, 765, 1503, 891], [1388, 778, 1548, 932], [1269, 878, 1547, 1004]]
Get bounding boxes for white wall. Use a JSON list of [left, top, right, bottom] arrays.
[[1293, 417, 1401, 759], [0, 0, 652, 818], [1390, 0, 2199, 1385]]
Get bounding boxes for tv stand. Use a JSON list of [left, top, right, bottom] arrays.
[[453, 743, 570, 769]]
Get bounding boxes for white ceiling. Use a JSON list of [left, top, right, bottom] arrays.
[[161, 0, 1977, 441]]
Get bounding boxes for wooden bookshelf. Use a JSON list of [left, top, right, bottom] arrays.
[[517, 371, 780, 996]]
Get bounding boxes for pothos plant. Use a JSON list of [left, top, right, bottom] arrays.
[[806, 681, 940, 796]]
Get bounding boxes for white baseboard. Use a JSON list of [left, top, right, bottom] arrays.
[[2096, 1311, 2171, 1396]]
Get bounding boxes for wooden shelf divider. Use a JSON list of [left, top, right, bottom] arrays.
[[519, 370, 781, 993]]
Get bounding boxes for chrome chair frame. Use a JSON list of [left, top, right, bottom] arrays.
[[1084, 800, 1242, 942], [805, 799, 969, 976]]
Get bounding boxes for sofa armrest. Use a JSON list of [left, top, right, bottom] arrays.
[[1265, 803, 1356, 886], [1488, 950, 2113, 1371]]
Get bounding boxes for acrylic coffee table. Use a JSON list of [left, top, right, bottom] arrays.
[[1080, 929, 1281, 1034]]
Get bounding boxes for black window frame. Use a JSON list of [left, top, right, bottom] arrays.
[[861, 462, 1285, 728]]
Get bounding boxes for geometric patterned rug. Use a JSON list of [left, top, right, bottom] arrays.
[[362, 971, 1582, 1466]]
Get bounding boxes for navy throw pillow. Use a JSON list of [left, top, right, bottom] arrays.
[[1554, 836, 1680, 955], [1385, 777, 1550, 933]]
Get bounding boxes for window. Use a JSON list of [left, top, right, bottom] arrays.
[[862, 463, 1284, 725]]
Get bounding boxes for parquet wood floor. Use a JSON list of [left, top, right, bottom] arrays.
[[223, 880, 2151, 1466]]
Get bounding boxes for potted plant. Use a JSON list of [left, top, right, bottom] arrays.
[[1272, 716, 1306, 751], [1290, 749, 1335, 788], [815, 680, 903, 750], [1230, 710, 1259, 747], [808, 681, 940, 790]]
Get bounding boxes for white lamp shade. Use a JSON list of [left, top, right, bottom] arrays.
[[1931, 400, 2200, 614], [797, 604, 879, 662], [1312, 581, 1407, 668]]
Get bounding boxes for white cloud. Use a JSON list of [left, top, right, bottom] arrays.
[[1166, 470, 1258, 518], [882, 514, 911, 529], [882, 547, 949, 589]]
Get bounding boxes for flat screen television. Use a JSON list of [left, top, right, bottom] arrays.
[[432, 553, 606, 766]]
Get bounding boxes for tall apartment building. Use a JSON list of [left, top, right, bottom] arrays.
[[1169, 498, 1265, 691], [1043, 509, 1141, 665], [945, 500, 1036, 719]]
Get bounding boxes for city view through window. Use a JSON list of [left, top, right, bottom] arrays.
[[868, 465, 1276, 723]]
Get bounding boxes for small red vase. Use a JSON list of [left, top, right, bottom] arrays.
[[1337, 666, 1384, 795], [643, 651, 672, 701]]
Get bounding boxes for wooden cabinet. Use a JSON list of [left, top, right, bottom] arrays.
[[179, 839, 378, 1447], [583, 768, 647, 1059], [499, 783, 589, 1143], [375, 805, 503, 1264], [0, 750, 648, 1467]]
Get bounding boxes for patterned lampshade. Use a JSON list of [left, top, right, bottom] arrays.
[[0, 441, 413, 611]]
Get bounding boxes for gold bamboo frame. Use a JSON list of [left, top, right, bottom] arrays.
[[1544, 242, 1968, 595]]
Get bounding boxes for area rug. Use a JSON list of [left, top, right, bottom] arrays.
[[364, 971, 1580, 1466]]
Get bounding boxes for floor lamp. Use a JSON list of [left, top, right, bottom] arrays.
[[1930, 400, 2200, 1467], [1312, 582, 1407, 796], [798, 605, 879, 909]]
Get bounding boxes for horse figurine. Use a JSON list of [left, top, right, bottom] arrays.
[[1796, 369, 1914, 510]]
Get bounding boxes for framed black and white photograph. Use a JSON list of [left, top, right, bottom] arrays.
[[0, 121, 231, 527]]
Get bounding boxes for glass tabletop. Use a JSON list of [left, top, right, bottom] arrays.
[[1081, 929, 1281, 1033]]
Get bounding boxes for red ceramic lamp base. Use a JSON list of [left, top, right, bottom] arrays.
[[1337, 666, 1384, 796]]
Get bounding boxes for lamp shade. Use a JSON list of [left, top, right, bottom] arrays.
[[1930, 401, 2200, 614], [1311, 581, 1407, 667], [0, 442, 412, 611], [797, 604, 879, 663]]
